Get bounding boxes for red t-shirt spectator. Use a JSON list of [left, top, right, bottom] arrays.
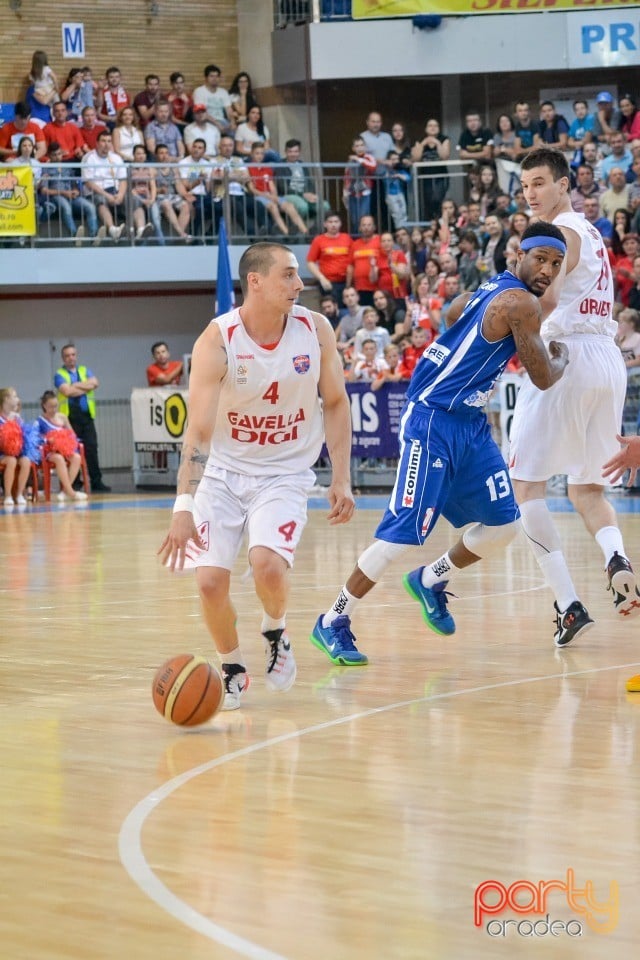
[[44, 121, 86, 161], [79, 121, 107, 151], [0, 121, 46, 159], [377, 248, 409, 298], [398, 344, 427, 379], [351, 235, 381, 294], [307, 233, 353, 283], [146, 361, 183, 386], [248, 164, 275, 194]]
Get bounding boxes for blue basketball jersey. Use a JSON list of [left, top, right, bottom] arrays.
[[407, 272, 525, 415]]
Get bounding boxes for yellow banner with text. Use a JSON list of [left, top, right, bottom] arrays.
[[0, 166, 36, 236], [353, 0, 640, 18]]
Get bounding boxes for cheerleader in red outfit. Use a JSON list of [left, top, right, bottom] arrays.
[[0, 387, 33, 506], [37, 390, 88, 501]]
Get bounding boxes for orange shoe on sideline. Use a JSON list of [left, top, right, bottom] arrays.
[[625, 674, 640, 693]]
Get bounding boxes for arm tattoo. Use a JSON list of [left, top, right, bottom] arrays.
[[177, 442, 207, 493]]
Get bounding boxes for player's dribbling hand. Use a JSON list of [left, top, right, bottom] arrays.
[[548, 340, 569, 365], [326, 481, 356, 525], [157, 513, 206, 572]]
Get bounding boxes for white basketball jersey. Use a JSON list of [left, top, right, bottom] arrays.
[[541, 211, 616, 341], [206, 306, 324, 476]]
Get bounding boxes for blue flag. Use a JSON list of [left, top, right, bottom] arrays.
[[215, 217, 235, 316]]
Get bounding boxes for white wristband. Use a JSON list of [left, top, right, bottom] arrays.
[[173, 494, 195, 514]]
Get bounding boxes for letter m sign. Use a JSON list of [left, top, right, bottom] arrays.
[[62, 23, 85, 59]]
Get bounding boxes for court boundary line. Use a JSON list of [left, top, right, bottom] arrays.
[[118, 658, 640, 960]]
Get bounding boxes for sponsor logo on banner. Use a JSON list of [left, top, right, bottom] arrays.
[[402, 439, 421, 507], [293, 354, 311, 374]]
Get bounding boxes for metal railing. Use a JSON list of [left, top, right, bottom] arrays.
[[273, 0, 352, 29], [2, 159, 476, 248]]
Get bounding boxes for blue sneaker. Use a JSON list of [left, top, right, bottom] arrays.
[[310, 615, 369, 665], [403, 567, 455, 635]]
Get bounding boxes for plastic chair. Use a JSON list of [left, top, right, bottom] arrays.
[[39, 442, 90, 501], [0, 457, 39, 502]]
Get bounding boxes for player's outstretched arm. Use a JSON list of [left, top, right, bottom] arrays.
[[602, 434, 640, 487], [313, 311, 355, 525], [158, 324, 227, 570], [498, 289, 569, 390]]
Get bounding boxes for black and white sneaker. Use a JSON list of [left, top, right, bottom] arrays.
[[221, 663, 250, 710], [554, 601, 594, 647], [606, 552, 640, 619], [263, 628, 297, 692]]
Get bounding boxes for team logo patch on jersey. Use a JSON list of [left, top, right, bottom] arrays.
[[432, 457, 443, 468], [401, 439, 422, 508], [293, 354, 311, 374], [236, 363, 248, 385]]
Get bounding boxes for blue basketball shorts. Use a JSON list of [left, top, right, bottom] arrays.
[[375, 402, 520, 546]]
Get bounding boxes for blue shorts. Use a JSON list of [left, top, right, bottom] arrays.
[[375, 402, 519, 546]]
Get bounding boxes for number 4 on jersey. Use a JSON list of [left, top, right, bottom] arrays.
[[262, 382, 280, 404], [278, 521, 297, 543]]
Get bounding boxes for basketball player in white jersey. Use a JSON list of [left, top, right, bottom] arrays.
[[510, 147, 640, 645], [158, 243, 354, 709]]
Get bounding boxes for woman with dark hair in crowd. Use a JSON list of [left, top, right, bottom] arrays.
[[410, 117, 450, 220], [476, 163, 501, 217], [612, 208, 632, 259], [229, 71, 257, 126], [493, 113, 517, 160], [373, 289, 407, 342], [390, 122, 412, 167], [619, 93, 640, 142], [505, 210, 530, 271]]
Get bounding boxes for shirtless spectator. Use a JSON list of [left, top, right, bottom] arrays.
[[97, 66, 130, 129], [0, 101, 46, 160], [192, 64, 233, 135], [145, 100, 185, 159], [44, 102, 87, 161], [133, 74, 161, 129], [306, 211, 353, 303], [167, 72, 192, 131], [147, 342, 183, 386], [457, 111, 493, 162], [78, 106, 106, 151]]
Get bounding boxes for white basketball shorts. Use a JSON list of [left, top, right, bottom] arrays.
[[509, 334, 626, 485], [190, 466, 315, 570]]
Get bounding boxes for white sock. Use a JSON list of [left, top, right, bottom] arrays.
[[261, 614, 286, 634], [219, 645, 245, 668], [519, 499, 577, 610], [420, 551, 459, 588], [594, 525, 625, 568], [323, 587, 358, 627]]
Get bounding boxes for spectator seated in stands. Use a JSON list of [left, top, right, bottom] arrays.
[[184, 103, 221, 159], [133, 74, 161, 130], [372, 343, 404, 390], [39, 142, 99, 242], [614, 233, 640, 306], [457, 110, 493, 163], [601, 132, 634, 185], [567, 98, 595, 156], [78, 105, 107, 151], [235, 105, 279, 162], [0, 100, 46, 160], [629, 255, 640, 311], [570, 163, 603, 213], [406, 271, 441, 342], [582, 195, 614, 241], [319, 294, 341, 330], [373, 231, 410, 305], [97, 66, 130, 129], [534, 100, 569, 150], [166, 72, 192, 132], [177, 138, 214, 239], [192, 64, 234, 136], [352, 306, 391, 360], [335, 286, 365, 359], [348, 337, 388, 383], [458, 230, 482, 291], [210, 134, 253, 236], [372, 289, 407, 343], [398, 325, 429, 379], [615, 308, 640, 374], [154, 144, 193, 241], [147, 341, 183, 386], [246, 142, 308, 237], [44, 101, 87, 162], [130, 144, 160, 243], [145, 100, 185, 160], [81, 130, 127, 242], [276, 138, 328, 229], [228, 71, 257, 127], [600, 168, 632, 222], [111, 106, 144, 162]]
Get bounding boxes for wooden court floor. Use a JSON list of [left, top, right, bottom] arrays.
[[1, 494, 640, 959]]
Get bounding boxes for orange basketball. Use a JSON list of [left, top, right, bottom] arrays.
[[152, 654, 224, 726]]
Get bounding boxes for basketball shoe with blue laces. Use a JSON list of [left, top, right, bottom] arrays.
[[310, 615, 368, 665], [403, 567, 455, 635]]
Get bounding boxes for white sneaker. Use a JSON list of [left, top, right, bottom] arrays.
[[57, 491, 66, 501], [108, 224, 124, 241], [93, 225, 107, 247], [72, 491, 88, 501], [15, 494, 27, 505], [74, 225, 86, 246], [263, 628, 297, 692], [136, 223, 154, 240], [221, 664, 250, 710], [3, 496, 15, 507]]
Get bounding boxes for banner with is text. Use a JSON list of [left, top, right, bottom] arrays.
[[352, 0, 640, 18], [0, 166, 36, 236], [130, 388, 189, 453]]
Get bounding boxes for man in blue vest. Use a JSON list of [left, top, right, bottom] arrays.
[[55, 343, 111, 492]]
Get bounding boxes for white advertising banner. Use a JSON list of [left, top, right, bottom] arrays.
[[567, 8, 640, 68], [130, 388, 188, 452]]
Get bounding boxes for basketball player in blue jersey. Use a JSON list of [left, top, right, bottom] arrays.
[[310, 222, 570, 664]]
